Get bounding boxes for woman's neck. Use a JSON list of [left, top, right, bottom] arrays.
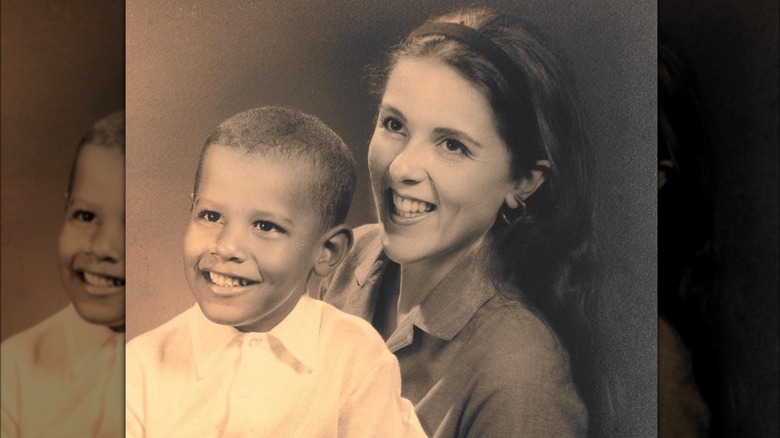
[[398, 236, 489, 317], [374, 235, 490, 340]]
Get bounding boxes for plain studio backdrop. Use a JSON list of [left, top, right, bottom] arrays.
[[125, 1, 655, 436], [0, 0, 124, 340]]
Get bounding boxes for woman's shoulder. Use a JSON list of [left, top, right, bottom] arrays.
[[450, 293, 587, 436], [465, 292, 572, 378], [317, 224, 384, 303], [347, 224, 382, 257]]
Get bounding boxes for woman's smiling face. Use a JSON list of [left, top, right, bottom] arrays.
[[368, 57, 517, 268]]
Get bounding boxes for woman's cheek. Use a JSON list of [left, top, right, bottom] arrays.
[[367, 136, 392, 184]]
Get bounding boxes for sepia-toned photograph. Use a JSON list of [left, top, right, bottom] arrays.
[[0, 0, 125, 436], [1, 0, 776, 437], [126, 1, 656, 436]]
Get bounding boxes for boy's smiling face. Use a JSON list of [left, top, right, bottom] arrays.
[[59, 144, 126, 327], [184, 146, 325, 332]]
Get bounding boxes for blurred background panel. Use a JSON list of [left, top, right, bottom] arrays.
[[126, 1, 655, 435], [0, 0, 124, 341], [660, 0, 779, 436]]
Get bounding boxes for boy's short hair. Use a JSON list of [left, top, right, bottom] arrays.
[[67, 110, 125, 196], [194, 106, 357, 229]]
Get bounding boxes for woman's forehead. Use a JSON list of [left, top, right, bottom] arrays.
[[384, 57, 502, 138]]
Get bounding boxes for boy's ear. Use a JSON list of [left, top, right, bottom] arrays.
[[313, 224, 353, 278]]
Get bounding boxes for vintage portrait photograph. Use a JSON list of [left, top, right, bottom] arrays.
[[125, 0, 656, 436], [0, 0, 777, 437], [0, 0, 125, 436]]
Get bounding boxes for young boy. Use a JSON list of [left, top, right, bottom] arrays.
[[125, 107, 424, 437], [1, 111, 126, 437]]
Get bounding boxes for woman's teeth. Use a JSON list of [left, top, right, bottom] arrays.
[[392, 192, 434, 218], [209, 272, 253, 287], [83, 271, 125, 287]]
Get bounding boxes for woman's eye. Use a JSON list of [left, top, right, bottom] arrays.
[[382, 117, 405, 133], [254, 221, 284, 234], [197, 210, 222, 222], [441, 138, 470, 156], [73, 210, 96, 222]]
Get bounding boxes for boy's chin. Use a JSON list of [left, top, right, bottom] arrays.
[[197, 300, 249, 327], [71, 297, 125, 327]]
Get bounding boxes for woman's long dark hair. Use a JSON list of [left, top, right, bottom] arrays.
[[659, 38, 720, 433], [372, 7, 605, 432]]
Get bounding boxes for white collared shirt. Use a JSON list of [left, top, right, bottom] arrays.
[[126, 294, 425, 437], [1, 305, 124, 438]]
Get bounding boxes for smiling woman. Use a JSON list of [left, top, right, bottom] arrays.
[[318, 8, 603, 437], [126, 1, 655, 435]]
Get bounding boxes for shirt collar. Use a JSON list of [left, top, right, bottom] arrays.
[[353, 228, 387, 289], [190, 294, 320, 378], [354, 228, 496, 342], [62, 304, 123, 378], [414, 250, 495, 340]]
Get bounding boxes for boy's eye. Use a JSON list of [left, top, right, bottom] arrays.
[[253, 221, 285, 234], [197, 210, 222, 223], [73, 210, 96, 223], [381, 117, 406, 133]]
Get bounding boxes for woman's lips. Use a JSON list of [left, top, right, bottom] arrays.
[[389, 189, 436, 220]]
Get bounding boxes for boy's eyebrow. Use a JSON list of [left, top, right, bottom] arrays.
[[194, 198, 296, 227], [249, 208, 295, 227], [65, 196, 98, 210]]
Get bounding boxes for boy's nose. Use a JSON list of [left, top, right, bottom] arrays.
[[212, 225, 247, 263], [90, 221, 124, 262]]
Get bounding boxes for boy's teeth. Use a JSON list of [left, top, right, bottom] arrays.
[[83, 272, 125, 287], [392, 193, 433, 218], [209, 272, 249, 287]]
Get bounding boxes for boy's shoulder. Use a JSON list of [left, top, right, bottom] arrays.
[[1, 306, 70, 364], [309, 296, 392, 364], [126, 305, 197, 360]]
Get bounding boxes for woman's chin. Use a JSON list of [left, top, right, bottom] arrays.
[[379, 229, 421, 265]]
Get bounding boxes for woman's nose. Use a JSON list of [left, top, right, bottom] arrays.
[[90, 220, 124, 262], [212, 224, 247, 263], [388, 139, 427, 184]]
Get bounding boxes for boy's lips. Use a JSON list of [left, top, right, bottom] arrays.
[[77, 270, 125, 296], [201, 270, 261, 289]]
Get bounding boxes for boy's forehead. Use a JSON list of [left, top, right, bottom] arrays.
[[74, 144, 124, 176], [200, 146, 328, 226], [201, 146, 320, 195], [70, 145, 125, 203], [205, 144, 318, 177]]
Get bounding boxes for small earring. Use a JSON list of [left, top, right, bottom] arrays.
[[500, 195, 527, 226]]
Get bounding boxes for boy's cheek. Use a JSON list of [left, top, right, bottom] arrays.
[[58, 224, 89, 256]]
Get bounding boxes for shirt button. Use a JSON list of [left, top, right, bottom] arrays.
[[249, 337, 262, 347]]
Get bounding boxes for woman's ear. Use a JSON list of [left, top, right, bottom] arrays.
[[505, 159, 551, 206], [313, 224, 354, 277]]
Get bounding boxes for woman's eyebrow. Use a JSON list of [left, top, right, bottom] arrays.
[[379, 104, 406, 120], [433, 127, 484, 149]]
